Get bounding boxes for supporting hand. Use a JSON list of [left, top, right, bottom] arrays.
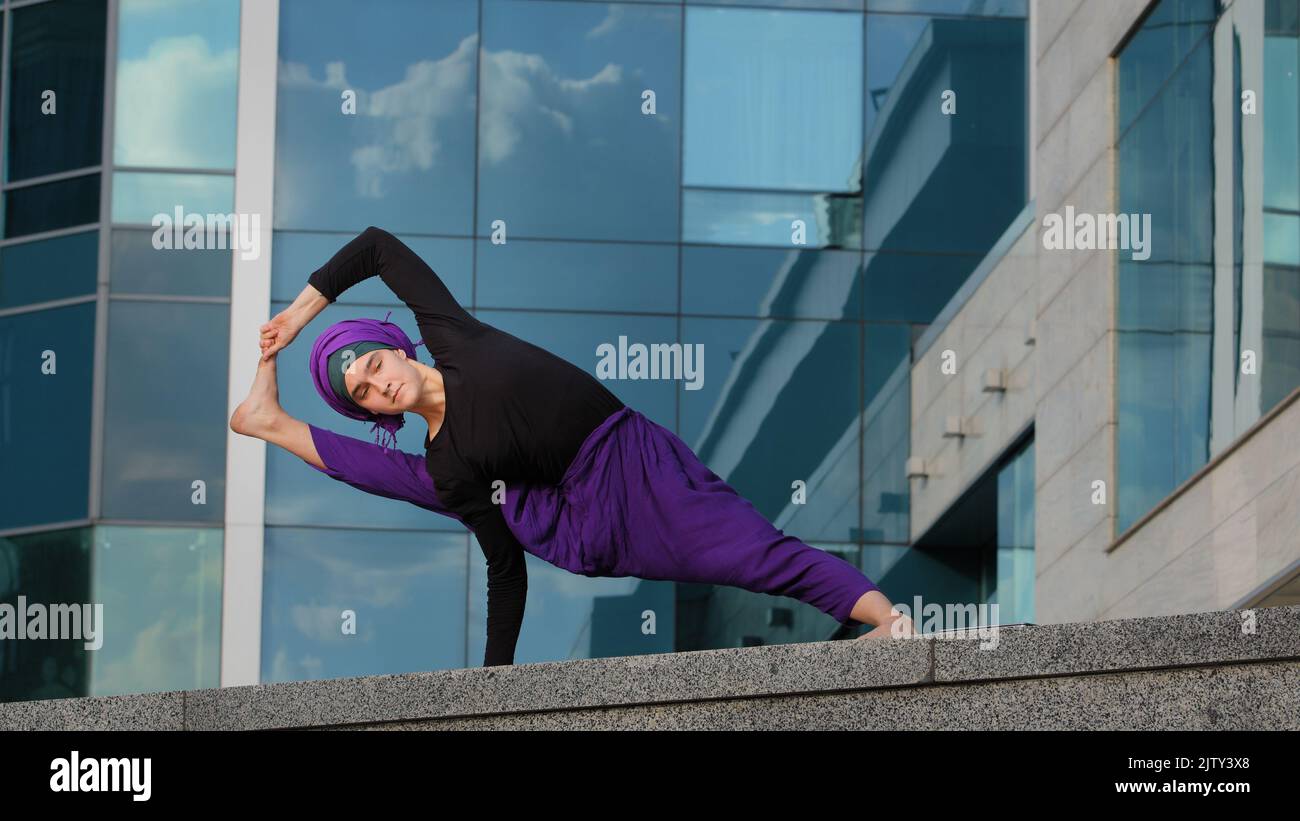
[[260, 284, 329, 360], [260, 307, 302, 360]]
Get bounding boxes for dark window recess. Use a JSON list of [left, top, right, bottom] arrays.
[[4, 173, 100, 238], [7, 0, 107, 181]]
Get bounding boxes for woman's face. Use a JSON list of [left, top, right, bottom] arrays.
[[343, 348, 420, 414]]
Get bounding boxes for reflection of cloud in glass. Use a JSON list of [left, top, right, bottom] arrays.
[[271, 648, 323, 682], [281, 36, 477, 200], [291, 603, 368, 644], [90, 526, 222, 697], [586, 5, 630, 40], [115, 35, 238, 168], [309, 547, 457, 611], [280, 31, 629, 200]]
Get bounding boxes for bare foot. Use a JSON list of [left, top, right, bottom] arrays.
[[230, 353, 286, 436], [855, 614, 919, 641]]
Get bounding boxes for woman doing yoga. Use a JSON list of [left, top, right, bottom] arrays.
[[236, 226, 915, 666]]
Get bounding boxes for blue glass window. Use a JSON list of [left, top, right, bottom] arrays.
[[995, 438, 1034, 625], [275, 0, 478, 234], [477, 239, 676, 314], [111, 227, 232, 297], [89, 525, 222, 696], [683, 6, 861, 248], [101, 300, 230, 522], [1117, 26, 1214, 533], [7, 0, 107, 181], [262, 527, 469, 680], [477, 0, 680, 243], [680, 317, 860, 543], [683, 245, 861, 320], [0, 230, 98, 309], [0, 527, 94, 702], [0, 303, 96, 530], [864, 12, 1026, 254], [110, 171, 234, 225], [4, 174, 100, 238], [114, 0, 240, 169]]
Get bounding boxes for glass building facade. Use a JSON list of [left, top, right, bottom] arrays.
[[2, 0, 1030, 701], [1116, 0, 1300, 533], [0, 0, 236, 702]]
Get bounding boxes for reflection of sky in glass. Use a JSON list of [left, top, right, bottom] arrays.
[[111, 171, 235, 225], [262, 527, 469, 681], [111, 227, 232, 298], [690, 0, 861, 9], [682, 190, 842, 247], [865, 14, 929, 137], [102, 300, 229, 522], [1116, 0, 1216, 137], [1264, 37, 1299, 211], [995, 439, 1033, 624], [476, 0, 680, 241], [682, 245, 860, 319], [476, 239, 676, 313], [90, 525, 222, 696], [685, 7, 862, 191], [1115, 3, 1214, 535], [115, 0, 239, 169], [866, 0, 1024, 14], [1117, 332, 1211, 533], [275, 0, 478, 233], [1264, 213, 1300, 266]]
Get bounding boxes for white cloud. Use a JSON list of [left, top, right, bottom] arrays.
[[114, 35, 238, 167], [280, 31, 629, 197]]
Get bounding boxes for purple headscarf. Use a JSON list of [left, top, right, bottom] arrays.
[[308, 310, 425, 452]]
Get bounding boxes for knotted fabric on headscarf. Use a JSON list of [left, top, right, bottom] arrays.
[[308, 310, 425, 452]]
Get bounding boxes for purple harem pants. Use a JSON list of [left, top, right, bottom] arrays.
[[308, 406, 880, 625]]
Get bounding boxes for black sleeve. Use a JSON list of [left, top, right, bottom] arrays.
[[462, 495, 529, 667], [306, 225, 479, 360]]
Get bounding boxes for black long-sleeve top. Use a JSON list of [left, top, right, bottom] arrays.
[[307, 226, 625, 667]]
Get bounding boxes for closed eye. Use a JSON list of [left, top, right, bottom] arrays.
[[356, 354, 380, 400]]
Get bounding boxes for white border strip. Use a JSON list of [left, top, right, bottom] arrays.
[[221, 0, 279, 688]]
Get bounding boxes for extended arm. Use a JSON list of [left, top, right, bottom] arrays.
[[306, 226, 479, 360], [304, 423, 462, 522]]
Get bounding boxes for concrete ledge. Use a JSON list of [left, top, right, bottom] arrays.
[[3, 605, 1298, 730], [0, 691, 185, 731]]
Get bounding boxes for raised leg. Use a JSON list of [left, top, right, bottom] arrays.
[[230, 353, 325, 471]]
